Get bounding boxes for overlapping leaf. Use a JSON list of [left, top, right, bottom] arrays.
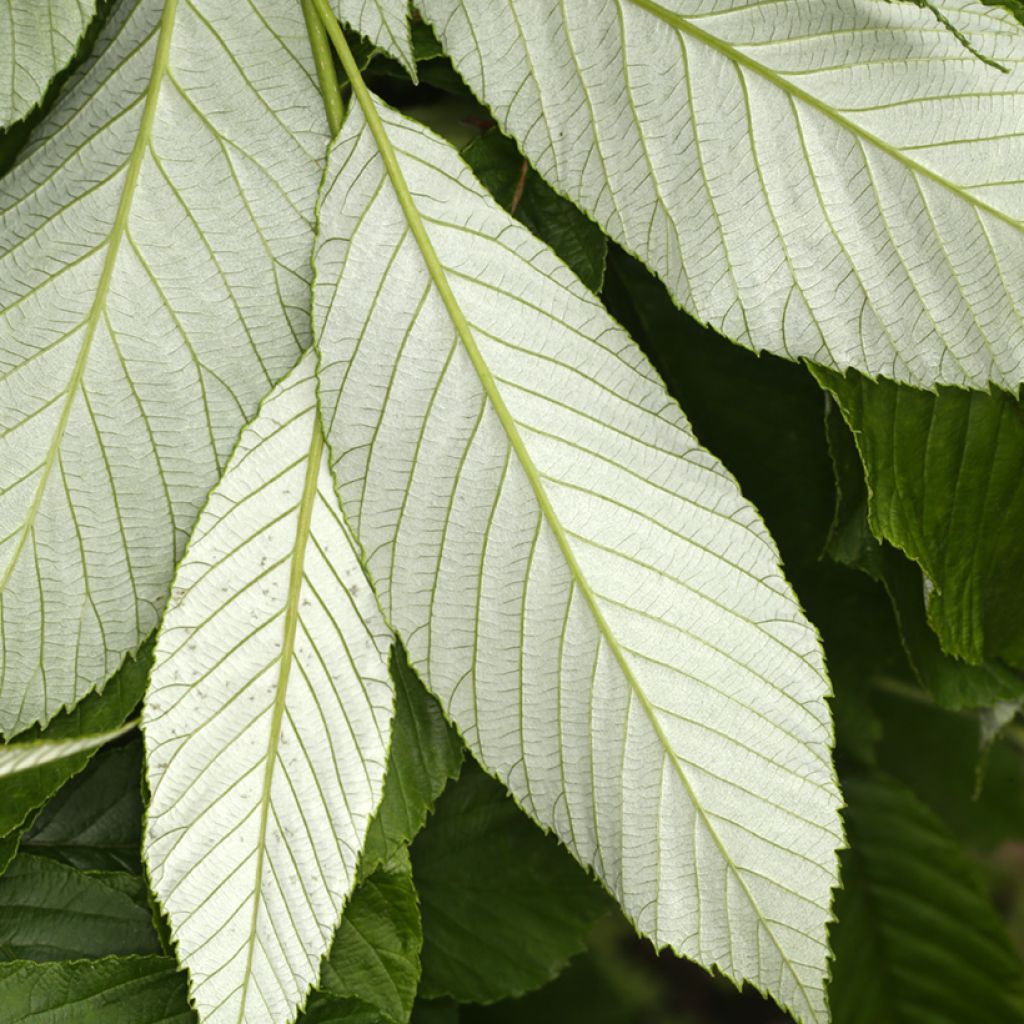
[[333, 0, 413, 72], [0, 0, 95, 129], [412, 0, 1024, 390], [816, 367, 1024, 669], [313, 77, 842, 1022], [0, 0, 327, 733], [0, 955, 195, 1023], [144, 353, 393, 1024], [829, 773, 1024, 1023]]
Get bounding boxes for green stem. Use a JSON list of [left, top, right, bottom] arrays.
[[301, 0, 345, 135]]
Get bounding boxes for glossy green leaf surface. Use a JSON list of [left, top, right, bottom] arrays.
[[320, 848, 421, 1023]]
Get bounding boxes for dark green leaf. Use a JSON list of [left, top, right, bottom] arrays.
[[411, 762, 607, 1004], [299, 994, 387, 1024], [21, 742, 143, 873], [821, 398, 1024, 710], [320, 849, 421, 1023], [829, 773, 1024, 1024], [462, 130, 607, 291], [0, 643, 151, 864], [0, 854, 159, 961], [876, 688, 1024, 850], [813, 367, 1024, 669], [0, 956, 194, 1023], [361, 645, 462, 876]]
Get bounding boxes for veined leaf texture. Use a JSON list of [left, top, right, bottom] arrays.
[[0, 0, 96, 129], [313, 70, 842, 1022], [417, 0, 1024, 389], [144, 352, 393, 1024], [0, 0, 327, 734]]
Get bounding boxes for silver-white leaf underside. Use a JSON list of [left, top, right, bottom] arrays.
[[144, 351, 393, 1024], [0, 0, 95, 128], [331, 0, 413, 73], [314, 96, 842, 1024], [419, 0, 1024, 390], [0, 0, 327, 734]]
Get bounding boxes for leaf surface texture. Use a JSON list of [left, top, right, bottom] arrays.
[[0, 0, 327, 732], [419, 0, 1024, 389], [144, 353, 393, 1024], [314, 93, 842, 1023], [829, 773, 1024, 1023], [0, 0, 95, 128]]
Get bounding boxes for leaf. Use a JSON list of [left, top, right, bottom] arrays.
[[312, 34, 842, 1021], [0, 854, 159, 961], [333, 0, 413, 74], [361, 645, 462, 877], [0, 721, 135, 777], [417, 0, 1024, 390], [0, 642, 149, 863], [319, 848, 421, 1023], [828, 773, 1024, 1023], [0, 0, 96, 129], [875, 687, 1024, 850], [0, 955, 195, 1023], [814, 367, 1024, 669], [411, 762, 605, 1004], [299, 995, 386, 1024], [462, 130, 607, 292], [143, 351, 393, 1024], [0, 0, 328, 734], [820, 395, 1024, 710], [21, 742, 144, 873]]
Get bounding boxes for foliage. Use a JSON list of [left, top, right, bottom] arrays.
[[1, 2, 1023, 1023]]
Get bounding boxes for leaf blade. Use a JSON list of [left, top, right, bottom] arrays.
[[0, 0, 327, 733], [0, 0, 96, 129], [419, 0, 1024, 389], [312, 58, 842, 1022], [143, 352, 393, 1024]]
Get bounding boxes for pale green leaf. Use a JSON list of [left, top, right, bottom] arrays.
[[0, 955, 195, 1023], [0, 853, 159, 961], [461, 129, 607, 293], [0, 0, 95, 129], [0, 0, 328, 734], [143, 351, 393, 1024], [828, 773, 1024, 1023], [332, 0, 413, 74], [419, 0, 1024, 390], [312, 68, 842, 1024]]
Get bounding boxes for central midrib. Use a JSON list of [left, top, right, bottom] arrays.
[[313, 4, 826, 1017], [627, 0, 1022, 233], [0, 0, 179, 595]]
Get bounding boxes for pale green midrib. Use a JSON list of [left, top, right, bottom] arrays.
[[236, 417, 324, 1024], [627, 0, 1023, 234], [0, 0, 178, 596], [315, 4, 823, 1015], [233, 8, 343, 1019]]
